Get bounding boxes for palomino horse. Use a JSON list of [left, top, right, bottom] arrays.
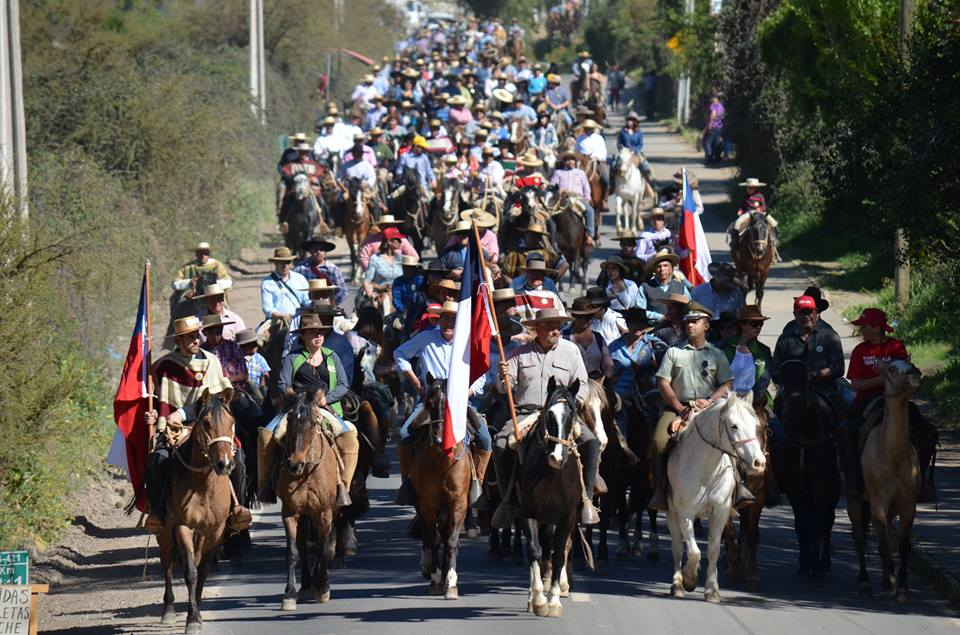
[[666, 394, 766, 603], [552, 193, 592, 294], [721, 404, 772, 591], [341, 177, 374, 282], [157, 390, 236, 634], [519, 377, 582, 617], [510, 117, 529, 156], [410, 376, 472, 599], [430, 175, 466, 256], [611, 148, 649, 235], [280, 173, 321, 260], [275, 391, 339, 611], [777, 359, 841, 581], [848, 360, 923, 601], [731, 212, 775, 310]]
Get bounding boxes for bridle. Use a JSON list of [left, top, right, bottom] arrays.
[[692, 402, 756, 466], [173, 405, 235, 474]]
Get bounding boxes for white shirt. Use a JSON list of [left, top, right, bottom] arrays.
[[592, 308, 626, 345], [350, 83, 379, 107], [313, 131, 341, 160], [332, 121, 361, 153], [478, 160, 505, 191], [340, 159, 377, 189], [577, 132, 607, 161]]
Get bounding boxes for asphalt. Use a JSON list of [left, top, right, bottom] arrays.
[[186, 102, 960, 634]]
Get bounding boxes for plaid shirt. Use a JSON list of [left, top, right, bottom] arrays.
[[293, 260, 347, 304], [203, 339, 247, 381], [245, 352, 271, 387]]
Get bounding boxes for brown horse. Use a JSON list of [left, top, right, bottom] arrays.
[[731, 212, 775, 310], [341, 177, 374, 282], [409, 376, 472, 599], [848, 360, 923, 602], [722, 407, 771, 591], [580, 156, 607, 219], [275, 390, 340, 611], [552, 194, 592, 293], [158, 390, 236, 634]]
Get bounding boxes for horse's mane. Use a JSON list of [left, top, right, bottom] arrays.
[[197, 391, 232, 422], [675, 393, 754, 441], [281, 390, 314, 436], [581, 379, 608, 432]]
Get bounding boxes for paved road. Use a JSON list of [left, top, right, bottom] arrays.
[[191, 104, 959, 634]]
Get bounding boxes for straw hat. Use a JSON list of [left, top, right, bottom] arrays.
[[322, 116, 336, 126], [308, 278, 339, 294], [460, 208, 497, 228], [451, 220, 474, 234], [402, 68, 419, 78], [201, 313, 235, 330], [448, 94, 467, 106], [491, 287, 516, 303], [492, 88, 514, 104], [401, 255, 422, 268], [522, 308, 573, 328], [439, 300, 459, 316], [268, 246, 297, 262], [618, 229, 639, 241], [376, 214, 404, 226], [520, 259, 558, 276], [738, 178, 766, 188], [559, 148, 578, 161], [294, 313, 331, 333], [295, 141, 312, 151], [362, 73, 375, 83], [441, 153, 459, 165], [525, 222, 549, 236], [517, 150, 543, 168], [194, 283, 227, 300], [171, 316, 202, 337], [195, 241, 211, 253], [644, 249, 680, 275], [368, 126, 384, 136], [434, 278, 461, 293], [581, 119, 600, 130], [288, 132, 308, 143], [234, 329, 260, 347]]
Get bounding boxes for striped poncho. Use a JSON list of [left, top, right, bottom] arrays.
[[153, 348, 233, 434]]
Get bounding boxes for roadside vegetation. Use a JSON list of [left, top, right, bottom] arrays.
[[0, 0, 396, 551]]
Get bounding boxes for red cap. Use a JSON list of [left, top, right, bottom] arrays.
[[851, 308, 894, 333], [793, 295, 817, 312], [423, 303, 443, 319], [382, 226, 407, 241]]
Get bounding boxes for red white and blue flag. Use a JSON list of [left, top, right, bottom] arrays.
[[107, 272, 152, 511], [678, 166, 712, 286], [443, 225, 494, 453]]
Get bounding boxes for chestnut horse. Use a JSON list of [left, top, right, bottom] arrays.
[[731, 212, 775, 310], [157, 390, 237, 634], [410, 376, 472, 598], [275, 391, 339, 611], [341, 177, 374, 282]]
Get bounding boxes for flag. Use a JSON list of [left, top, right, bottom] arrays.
[[443, 225, 493, 453], [678, 166, 712, 286], [109, 272, 151, 511]]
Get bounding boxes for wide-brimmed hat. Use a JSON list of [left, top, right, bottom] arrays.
[[171, 316, 202, 337], [559, 149, 578, 161], [431, 278, 461, 295], [602, 255, 629, 276], [376, 214, 404, 226], [307, 278, 339, 294], [708, 262, 737, 283], [851, 308, 894, 333], [439, 300, 459, 316], [491, 287, 516, 303], [492, 88, 514, 104], [294, 313, 331, 333], [460, 208, 497, 228], [738, 178, 766, 188], [450, 220, 473, 234], [623, 307, 652, 330], [201, 313, 235, 330], [575, 105, 593, 116], [585, 286, 616, 306], [234, 328, 260, 347], [401, 255, 422, 268], [268, 246, 297, 262], [517, 150, 543, 168], [547, 73, 561, 83], [368, 126, 384, 136], [618, 229, 639, 242], [625, 111, 641, 122], [570, 296, 600, 316], [448, 94, 467, 106], [525, 222, 549, 235], [644, 249, 680, 275], [322, 116, 336, 126], [803, 286, 830, 312], [302, 235, 336, 252], [295, 141, 312, 151], [578, 50, 591, 58], [661, 293, 690, 306], [520, 258, 557, 276], [402, 68, 419, 78], [195, 241, 211, 253], [362, 73, 375, 83], [649, 208, 668, 221], [522, 308, 573, 328], [288, 132, 308, 143], [195, 282, 227, 300], [581, 119, 599, 130], [352, 131, 366, 142], [683, 301, 713, 321], [737, 305, 770, 322]]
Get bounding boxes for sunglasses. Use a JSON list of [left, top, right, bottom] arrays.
[[743, 321, 765, 328], [795, 309, 814, 317]]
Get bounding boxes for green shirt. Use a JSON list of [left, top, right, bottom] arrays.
[[656, 341, 734, 404]]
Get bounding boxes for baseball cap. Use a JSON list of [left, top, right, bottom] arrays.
[[793, 295, 817, 312]]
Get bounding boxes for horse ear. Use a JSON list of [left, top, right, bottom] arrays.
[[547, 376, 557, 395], [220, 387, 234, 405], [426, 372, 436, 386], [569, 378, 580, 399]]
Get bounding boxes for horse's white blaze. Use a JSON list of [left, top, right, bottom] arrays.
[[445, 567, 458, 590], [293, 173, 310, 200], [548, 402, 567, 465], [587, 398, 607, 450]]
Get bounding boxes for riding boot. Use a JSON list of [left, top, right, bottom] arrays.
[[578, 437, 601, 525], [491, 447, 519, 529], [470, 448, 492, 506], [145, 442, 171, 533], [394, 442, 418, 506], [647, 451, 669, 512], [335, 431, 360, 508], [256, 427, 278, 504], [733, 463, 756, 510], [371, 450, 391, 478]]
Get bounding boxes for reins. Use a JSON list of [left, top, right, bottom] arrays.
[[171, 418, 235, 474], [691, 404, 756, 466]]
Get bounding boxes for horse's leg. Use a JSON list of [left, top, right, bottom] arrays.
[[847, 498, 871, 594], [281, 514, 299, 610], [195, 549, 213, 616], [512, 519, 524, 564], [596, 491, 609, 561], [420, 507, 442, 595], [873, 503, 896, 595], [175, 526, 202, 634], [704, 508, 728, 603], [818, 494, 838, 580], [755, 271, 766, 311], [667, 510, 686, 596], [744, 503, 762, 591], [547, 524, 571, 617], [443, 498, 466, 599], [896, 507, 916, 603], [647, 509, 660, 562], [721, 519, 739, 584], [614, 195, 623, 234], [525, 519, 548, 615], [791, 497, 811, 576], [680, 512, 700, 593], [314, 509, 333, 603], [159, 532, 176, 625]]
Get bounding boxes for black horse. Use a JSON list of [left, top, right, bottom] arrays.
[[279, 173, 320, 260], [391, 167, 426, 252], [777, 359, 842, 581]]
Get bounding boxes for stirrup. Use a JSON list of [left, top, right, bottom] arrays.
[[336, 483, 353, 508], [580, 501, 600, 525]]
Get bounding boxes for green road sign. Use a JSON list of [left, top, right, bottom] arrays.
[[0, 552, 28, 585]]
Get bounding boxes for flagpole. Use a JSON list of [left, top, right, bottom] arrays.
[[144, 261, 154, 445], [471, 221, 521, 443]]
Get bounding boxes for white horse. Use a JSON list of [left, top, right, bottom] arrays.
[[611, 147, 648, 235], [666, 393, 767, 603]]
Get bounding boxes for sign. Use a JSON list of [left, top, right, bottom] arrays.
[[0, 553, 27, 586], [0, 585, 31, 634]]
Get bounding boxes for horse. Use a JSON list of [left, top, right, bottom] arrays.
[[341, 177, 374, 282], [409, 376, 473, 598], [157, 390, 237, 634], [848, 360, 923, 601], [628, 363, 665, 561], [273, 391, 340, 611], [777, 359, 842, 581], [510, 117, 529, 156], [429, 175, 466, 256], [509, 30, 523, 60], [721, 402, 772, 592], [666, 393, 766, 603], [279, 173, 321, 260], [391, 167, 427, 252], [552, 194, 591, 294], [731, 212, 775, 310], [519, 377, 583, 617], [611, 148, 648, 235], [580, 156, 607, 219], [258, 317, 291, 401]]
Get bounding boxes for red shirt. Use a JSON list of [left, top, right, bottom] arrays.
[[847, 337, 908, 402]]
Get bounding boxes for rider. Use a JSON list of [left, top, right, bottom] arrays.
[[358, 216, 418, 271], [550, 149, 596, 246], [576, 119, 609, 200], [652, 293, 691, 348], [583, 286, 627, 345], [364, 95, 388, 132], [492, 308, 602, 527], [563, 297, 615, 382], [571, 50, 593, 85], [293, 235, 347, 306], [616, 111, 644, 154], [278, 132, 308, 172], [394, 135, 437, 196], [729, 178, 778, 252], [172, 241, 233, 299], [601, 255, 639, 310], [476, 146, 506, 195], [143, 316, 251, 534], [350, 73, 380, 109], [367, 127, 395, 169], [527, 64, 547, 99], [391, 255, 426, 317], [194, 283, 247, 341], [313, 116, 344, 163], [392, 301, 492, 504], [648, 302, 747, 511], [637, 250, 690, 324], [511, 256, 564, 321], [544, 74, 573, 127], [260, 247, 310, 321], [610, 307, 665, 431], [530, 106, 558, 151], [341, 131, 378, 167], [636, 209, 672, 262], [690, 262, 745, 317], [513, 222, 567, 281]]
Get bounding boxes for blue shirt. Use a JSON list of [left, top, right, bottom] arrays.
[[394, 328, 486, 395], [609, 333, 664, 397], [607, 279, 639, 311], [528, 75, 547, 95], [260, 271, 309, 319], [511, 275, 559, 294], [392, 274, 425, 313], [617, 129, 644, 154], [395, 151, 436, 189]]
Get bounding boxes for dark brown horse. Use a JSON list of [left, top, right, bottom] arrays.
[[409, 376, 472, 599], [259, 317, 290, 401], [157, 390, 237, 634], [275, 391, 340, 611], [391, 166, 428, 253], [552, 194, 592, 293], [731, 212, 775, 310], [341, 177, 374, 282]]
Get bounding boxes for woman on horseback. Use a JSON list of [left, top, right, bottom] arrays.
[[563, 297, 614, 381], [362, 227, 405, 310], [602, 255, 639, 311]]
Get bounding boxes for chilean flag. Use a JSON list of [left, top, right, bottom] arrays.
[[678, 166, 712, 286], [107, 273, 151, 511], [443, 225, 493, 453]]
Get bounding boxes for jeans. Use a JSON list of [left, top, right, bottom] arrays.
[[703, 128, 723, 162], [583, 201, 596, 237]]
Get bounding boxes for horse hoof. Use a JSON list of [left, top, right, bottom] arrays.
[[281, 598, 297, 611], [465, 527, 479, 540], [670, 583, 684, 598], [895, 590, 909, 604], [184, 622, 202, 635], [428, 582, 443, 596], [547, 603, 563, 617], [532, 602, 549, 617], [632, 544, 643, 558], [682, 578, 697, 593], [647, 551, 659, 563], [315, 589, 331, 604], [704, 590, 720, 604], [344, 546, 357, 557], [445, 586, 459, 600], [161, 609, 176, 626], [298, 587, 313, 602]]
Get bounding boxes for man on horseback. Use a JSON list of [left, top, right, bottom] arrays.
[[576, 119, 609, 204], [648, 302, 748, 511], [260, 247, 310, 321], [293, 236, 347, 306], [194, 283, 246, 341], [143, 316, 251, 534], [491, 308, 602, 526], [637, 250, 690, 324], [395, 135, 437, 194], [511, 257, 564, 321], [690, 262, 745, 317], [172, 241, 233, 300], [477, 146, 506, 195], [544, 74, 573, 128], [551, 150, 596, 246]]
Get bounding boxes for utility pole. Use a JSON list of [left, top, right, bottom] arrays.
[[894, 0, 915, 308], [249, 0, 266, 125], [675, 0, 694, 126], [0, 0, 27, 219]]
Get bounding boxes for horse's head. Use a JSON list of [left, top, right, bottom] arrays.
[[281, 391, 320, 475], [348, 177, 366, 218], [423, 373, 447, 449], [881, 359, 922, 398], [541, 376, 579, 469], [293, 173, 311, 200], [195, 388, 236, 476], [440, 176, 461, 220], [615, 148, 632, 176], [715, 393, 767, 476], [746, 212, 770, 253]]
